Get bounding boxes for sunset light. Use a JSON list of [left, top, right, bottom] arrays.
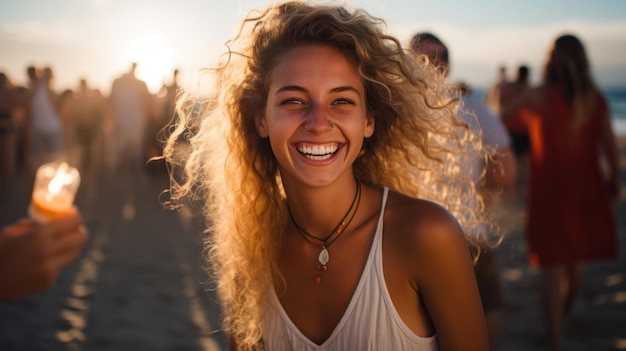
[[128, 35, 173, 93], [0, 1, 625, 351]]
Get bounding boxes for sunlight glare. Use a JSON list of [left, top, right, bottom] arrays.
[[129, 35, 173, 93]]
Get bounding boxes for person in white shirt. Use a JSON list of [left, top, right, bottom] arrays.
[[28, 66, 65, 168]]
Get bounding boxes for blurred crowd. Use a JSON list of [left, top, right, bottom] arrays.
[[0, 62, 179, 204], [0, 24, 621, 350]]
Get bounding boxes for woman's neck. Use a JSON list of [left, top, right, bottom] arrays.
[[282, 172, 359, 235]]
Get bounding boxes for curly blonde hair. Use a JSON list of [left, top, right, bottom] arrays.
[[163, 1, 489, 349]]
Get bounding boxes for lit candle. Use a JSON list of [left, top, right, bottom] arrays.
[[29, 162, 81, 222]]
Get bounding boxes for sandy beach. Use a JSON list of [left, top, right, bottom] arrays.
[[0, 136, 625, 351]]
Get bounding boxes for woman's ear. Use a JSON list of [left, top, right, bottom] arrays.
[[364, 114, 375, 138], [255, 114, 269, 138]]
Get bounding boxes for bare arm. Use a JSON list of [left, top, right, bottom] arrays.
[[599, 105, 621, 203], [413, 205, 489, 351]]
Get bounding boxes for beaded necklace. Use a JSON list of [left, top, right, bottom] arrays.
[[287, 181, 362, 283]]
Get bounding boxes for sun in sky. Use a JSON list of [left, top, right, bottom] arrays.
[[127, 35, 173, 93]]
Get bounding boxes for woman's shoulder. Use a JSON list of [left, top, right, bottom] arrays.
[[381, 190, 473, 286], [384, 190, 466, 254], [386, 190, 456, 221]]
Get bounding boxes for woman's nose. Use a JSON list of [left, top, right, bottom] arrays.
[[304, 104, 332, 133]]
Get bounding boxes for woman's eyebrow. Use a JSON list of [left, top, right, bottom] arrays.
[[331, 85, 361, 96], [275, 85, 361, 96], [275, 85, 306, 94]]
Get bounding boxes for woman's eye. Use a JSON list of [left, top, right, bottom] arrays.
[[279, 98, 304, 105], [333, 98, 355, 105]]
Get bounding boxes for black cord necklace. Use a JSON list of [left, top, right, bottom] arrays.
[[287, 181, 362, 283]]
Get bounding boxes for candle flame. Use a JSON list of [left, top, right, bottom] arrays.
[[48, 162, 69, 196]]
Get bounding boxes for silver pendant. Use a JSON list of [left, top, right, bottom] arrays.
[[318, 246, 329, 266]]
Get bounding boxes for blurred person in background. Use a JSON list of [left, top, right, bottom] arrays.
[[499, 65, 533, 198], [0, 72, 18, 202], [109, 62, 151, 184], [67, 79, 106, 176], [484, 65, 508, 115], [146, 68, 181, 177], [501, 33, 620, 351], [28, 66, 66, 170]]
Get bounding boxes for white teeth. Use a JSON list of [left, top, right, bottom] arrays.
[[297, 144, 338, 160]]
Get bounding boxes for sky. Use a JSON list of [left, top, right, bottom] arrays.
[[1, 0, 626, 95]]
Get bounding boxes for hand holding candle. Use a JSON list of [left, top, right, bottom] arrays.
[[0, 162, 85, 302], [29, 162, 81, 222], [0, 213, 88, 302]]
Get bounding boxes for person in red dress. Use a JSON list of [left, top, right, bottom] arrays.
[[502, 34, 621, 351]]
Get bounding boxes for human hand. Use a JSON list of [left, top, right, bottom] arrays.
[[0, 209, 88, 302]]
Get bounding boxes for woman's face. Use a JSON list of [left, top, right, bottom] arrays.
[[256, 44, 374, 188]]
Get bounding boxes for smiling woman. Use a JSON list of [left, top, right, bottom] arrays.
[[128, 35, 173, 93]]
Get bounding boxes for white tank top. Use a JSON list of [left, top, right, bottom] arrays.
[[263, 187, 439, 350]]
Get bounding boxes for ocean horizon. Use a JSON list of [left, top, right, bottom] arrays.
[[604, 87, 626, 136]]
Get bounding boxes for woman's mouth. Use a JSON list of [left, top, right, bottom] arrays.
[[296, 142, 340, 161]]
